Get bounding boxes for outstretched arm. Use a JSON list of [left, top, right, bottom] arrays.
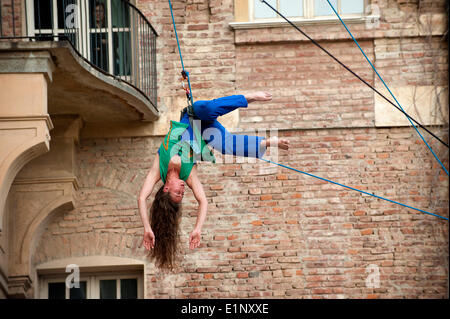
[[186, 165, 208, 249], [138, 154, 161, 250], [244, 91, 272, 103]]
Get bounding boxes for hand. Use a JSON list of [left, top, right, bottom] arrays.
[[140, 229, 155, 251], [245, 91, 272, 103], [261, 136, 290, 150], [189, 229, 201, 250]]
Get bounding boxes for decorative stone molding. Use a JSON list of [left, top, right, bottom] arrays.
[[0, 51, 55, 82], [7, 182, 76, 286], [4, 116, 81, 298], [6, 275, 32, 299], [0, 116, 53, 231], [35, 255, 145, 275], [0, 51, 55, 233], [5, 178, 77, 299]]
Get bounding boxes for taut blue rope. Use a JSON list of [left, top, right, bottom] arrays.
[[168, 0, 194, 106], [166, 0, 448, 221], [326, 0, 448, 176], [257, 0, 447, 149], [260, 158, 448, 221]]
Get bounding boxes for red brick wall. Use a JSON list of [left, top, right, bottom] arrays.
[[144, 0, 237, 103], [374, 37, 448, 86], [0, 0, 22, 38], [236, 41, 375, 129], [33, 126, 448, 298], [30, 0, 449, 299]]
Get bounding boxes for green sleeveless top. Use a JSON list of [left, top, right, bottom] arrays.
[[158, 120, 216, 183]]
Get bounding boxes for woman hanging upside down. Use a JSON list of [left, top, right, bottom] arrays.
[[137, 92, 290, 269]]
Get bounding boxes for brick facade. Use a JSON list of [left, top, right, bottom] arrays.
[[33, 125, 448, 298], [0, 0, 20, 37], [13, 0, 450, 298]]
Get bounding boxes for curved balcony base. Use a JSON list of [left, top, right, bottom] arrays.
[[0, 41, 159, 123]]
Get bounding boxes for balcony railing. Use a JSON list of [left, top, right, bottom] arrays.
[[0, 0, 157, 109]]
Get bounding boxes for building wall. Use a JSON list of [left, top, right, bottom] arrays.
[[0, 0, 23, 37], [3, 0, 448, 298], [32, 125, 449, 298]]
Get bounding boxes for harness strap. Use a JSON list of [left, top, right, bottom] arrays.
[[168, 0, 214, 163], [180, 103, 215, 163], [180, 104, 201, 160]]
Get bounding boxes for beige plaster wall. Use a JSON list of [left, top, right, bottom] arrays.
[[0, 74, 48, 117], [375, 86, 449, 127]]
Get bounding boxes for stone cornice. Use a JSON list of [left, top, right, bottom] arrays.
[[0, 51, 55, 83], [230, 13, 447, 44], [229, 15, 377, 30], [12, 177, 79, 191], [0, 115, 54, 131]]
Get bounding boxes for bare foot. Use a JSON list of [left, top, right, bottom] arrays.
[[245, 91, 272, 103], [262, 136, 290, 150]]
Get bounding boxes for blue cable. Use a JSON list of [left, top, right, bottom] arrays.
[[168, 0, 194, 106], [260, 158, 448, 221], [167, 0, 448, 221], [326, 0, 448, 176], [168, 0, 184, 70]]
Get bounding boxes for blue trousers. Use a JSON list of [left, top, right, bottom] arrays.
[[179, 95, 266, 159]]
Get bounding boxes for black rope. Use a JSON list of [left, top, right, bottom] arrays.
[[259, 0, 448, 148]]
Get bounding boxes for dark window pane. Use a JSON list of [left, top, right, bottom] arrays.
[[112, 0, 130, 28], [100, 280, 117, 299], [90, 0, 107, 28], [90, 32, 109, 72], [62, 0, 78, 47], [120, 279, 137, 299], [113, 31, 131, 76], [62, 1, 78, 30], [66, 31, 78, 48], [69, 281, 87, 299], [34, 0, 53, 30], [57, 1, 65, 29], [48, 282, 65, 299]]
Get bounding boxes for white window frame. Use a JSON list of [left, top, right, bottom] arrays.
[[25, 0, 134, 81], [251, 0, 368, 22], [26, 0, 66, 39], [230, 0, 377, 29], [39, 270, 144, 299]]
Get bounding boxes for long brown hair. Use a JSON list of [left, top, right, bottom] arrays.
[[149, 185, 182, 269]]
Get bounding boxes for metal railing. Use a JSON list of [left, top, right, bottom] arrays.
[[0, 0, 157, 109]]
